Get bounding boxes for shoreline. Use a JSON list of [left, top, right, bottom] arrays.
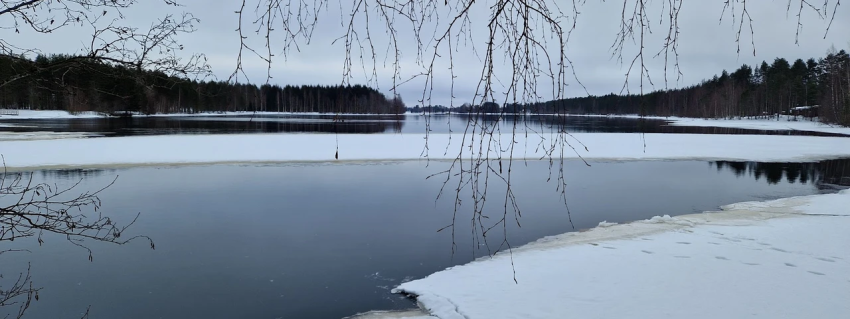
[[355, 189, 850, 318]]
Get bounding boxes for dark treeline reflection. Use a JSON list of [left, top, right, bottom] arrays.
[[38, 168, 117, 179], [1, 115, 405, 135], [420, 114, 849, 137], [712, 158, 850, 188]]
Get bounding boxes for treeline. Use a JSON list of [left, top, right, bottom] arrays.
[[408, 102, 501, 114], [526, 49, 850, 125], [0, 54, 405, 114], [410, 49, 850, 126]]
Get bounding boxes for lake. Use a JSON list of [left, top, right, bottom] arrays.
[[2, 158, 848, 319], [0, 114, 845, 137]]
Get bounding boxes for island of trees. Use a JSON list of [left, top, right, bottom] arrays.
[[411, 49, 850, 126], [0, 54, 406, 115]]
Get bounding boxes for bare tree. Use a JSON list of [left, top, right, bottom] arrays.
[[0, 157, 153, 318], [0, 0, 211, 91]]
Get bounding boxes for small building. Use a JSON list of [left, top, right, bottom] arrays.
[[788, 105, 819, 118]]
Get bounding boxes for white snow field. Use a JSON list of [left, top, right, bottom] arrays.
[[2, 133, 850, 170], [385, 190, 850, 319]]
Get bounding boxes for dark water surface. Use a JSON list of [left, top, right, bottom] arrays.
[[0, 114, 845, 137], [2, 159, 848, 319]]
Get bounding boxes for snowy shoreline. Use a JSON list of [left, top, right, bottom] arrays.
[[354, 190, 850, 319], [2, 133, 850, 171]]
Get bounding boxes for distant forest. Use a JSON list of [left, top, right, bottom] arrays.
[[411, 49, 850, 126], [0, 54, 405, 114]]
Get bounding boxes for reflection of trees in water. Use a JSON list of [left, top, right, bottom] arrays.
[[428, 115, 849, 137], [2, 115, 406, 135], [1, 169, 151, 318], [711, 158, 850, 188], [38, 168, 116, 180]]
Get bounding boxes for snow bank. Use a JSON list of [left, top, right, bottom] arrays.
[[665, 116, 850, 135], [346, 310, 435, 319], [2, 133, 850, 170], [558, 114, 850, 135], [0, 131, 101, 141], [391, 189, 850, 319], [0, 110, 105, 119]]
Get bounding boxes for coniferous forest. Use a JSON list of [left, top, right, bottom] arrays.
[[522, 49, 850, 126], [0, 54, 406, 115]]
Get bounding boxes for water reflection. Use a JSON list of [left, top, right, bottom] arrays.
[[0, 114, 846, 137], [0, 115, 406, 136], [38, 168, 116, 179], [711, 158, 850, 189]]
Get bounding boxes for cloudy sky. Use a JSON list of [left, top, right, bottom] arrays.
[[6, 0, 849, 106]]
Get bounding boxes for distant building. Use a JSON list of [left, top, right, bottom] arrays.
[[787, 105, 819, 118]]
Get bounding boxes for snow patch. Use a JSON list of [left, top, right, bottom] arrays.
[[346, 310, 435, 319], [596, 221, 618, 227], [643, 214, 695, 226], [0, 131, 101, 141], [0, 110, 105, 119], [664, 116, 850, 135]]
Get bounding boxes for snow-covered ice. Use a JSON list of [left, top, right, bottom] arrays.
[[665, 116, 850, 136], [1, 133, 850, 170], [559, 114, 850, 135], [0, 131, 101, 141], [0, 110, 105, 119], [389, 189, 850, 319], [346, 310, 435, 319]]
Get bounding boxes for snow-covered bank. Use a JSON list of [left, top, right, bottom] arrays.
[[0, 131, 102, 141], [386, 190, 850, 319], [558, 113, 850, 135], [666, 116, 850, 135], [0, 110, 105, 119], [2, 133, 850, 170]]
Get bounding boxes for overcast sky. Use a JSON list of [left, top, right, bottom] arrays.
[[5, 0, 849, 106]]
